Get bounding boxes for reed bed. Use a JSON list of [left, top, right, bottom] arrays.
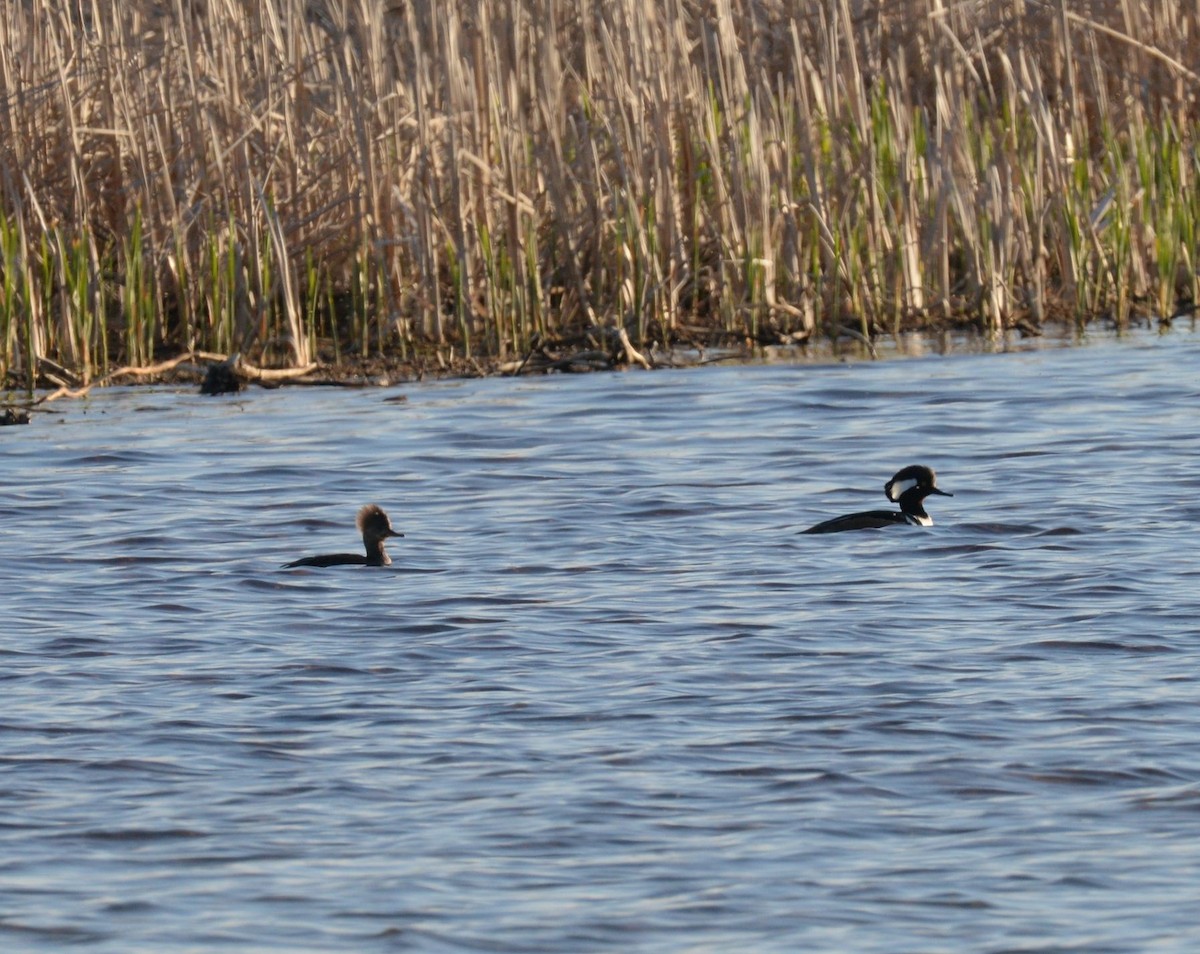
[[2, 0, 1199, 391]]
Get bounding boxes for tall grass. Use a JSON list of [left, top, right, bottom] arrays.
[[2, 0, 1199, 388]]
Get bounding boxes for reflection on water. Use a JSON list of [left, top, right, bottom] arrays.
[[4, 330, 1200, 951]]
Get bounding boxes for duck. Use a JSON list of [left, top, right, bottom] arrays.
[[802, 465, 953, 534], [282, 504, 403, 567]]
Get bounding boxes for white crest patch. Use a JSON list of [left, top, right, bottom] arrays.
[[887, 477, 918, 502]]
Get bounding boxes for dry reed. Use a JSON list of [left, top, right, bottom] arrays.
[[2, 0, 1199, 390]]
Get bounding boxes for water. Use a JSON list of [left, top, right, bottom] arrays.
[[4, 331, 1200, 952]]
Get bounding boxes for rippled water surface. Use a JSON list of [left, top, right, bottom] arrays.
[[5, 332, 1200, 952]]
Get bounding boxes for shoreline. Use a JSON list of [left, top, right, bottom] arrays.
[[5, 319, 1192, 420]]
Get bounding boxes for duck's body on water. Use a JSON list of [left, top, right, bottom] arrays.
[[283, 504, 403, 567], [802, 465, 953, 534]]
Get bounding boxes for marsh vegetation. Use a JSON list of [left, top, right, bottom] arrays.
[[2, 0, 1198, 394]]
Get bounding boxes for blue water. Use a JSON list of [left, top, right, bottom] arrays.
[[4, 330, 1200, 952]]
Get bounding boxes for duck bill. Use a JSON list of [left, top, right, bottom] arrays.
[[929, 488, 953, 497]]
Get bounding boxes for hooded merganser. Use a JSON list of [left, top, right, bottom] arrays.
[[802, 465, 953, 534], [282, 504, 403, 567]]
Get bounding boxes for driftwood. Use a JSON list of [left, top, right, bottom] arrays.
[[239, 358, 319, 382], [36, 353, 202, 403], [615, 326, 651, 369], [200, 353, 319, 394], [501, 326, 654, 376], [33, 352, 321, 402]]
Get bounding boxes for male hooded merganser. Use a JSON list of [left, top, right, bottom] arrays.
[[282, 504, 403, 567], [802, 465, 953, 534]]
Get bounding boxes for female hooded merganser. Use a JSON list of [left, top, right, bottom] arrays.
[[802, 465, 953, 534], [282, 504, 403, 567]]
